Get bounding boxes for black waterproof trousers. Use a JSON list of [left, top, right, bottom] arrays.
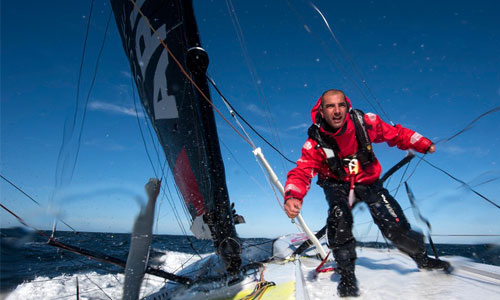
[[321, 180, 426, 273]]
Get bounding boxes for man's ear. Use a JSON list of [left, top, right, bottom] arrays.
[[319, 105, 324, 118]]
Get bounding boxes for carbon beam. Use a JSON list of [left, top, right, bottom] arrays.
[[46, 239, 192, 285]]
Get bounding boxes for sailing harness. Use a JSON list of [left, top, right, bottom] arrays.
[[308, 109, 375, 208]]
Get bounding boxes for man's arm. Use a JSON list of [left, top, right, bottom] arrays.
[[364, 113, 433, 154], [283, 139, 323, 218]]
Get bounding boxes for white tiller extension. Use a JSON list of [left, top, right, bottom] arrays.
[[253, 147, 328, 260]]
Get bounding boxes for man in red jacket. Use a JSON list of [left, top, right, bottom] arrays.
[[284, 89, 450, 297]]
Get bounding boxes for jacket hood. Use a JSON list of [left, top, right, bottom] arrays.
[[310, 95, 352, 123]]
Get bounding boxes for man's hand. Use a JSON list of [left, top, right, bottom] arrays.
[[428, 144, 436, 154], [284, 198, 302, 219]]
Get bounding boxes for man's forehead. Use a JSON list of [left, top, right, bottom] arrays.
[[323, 93, 345, 102]]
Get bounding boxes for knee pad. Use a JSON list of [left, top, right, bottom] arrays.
[[333, 247, 357, 271], [327, 204, 354, 247]]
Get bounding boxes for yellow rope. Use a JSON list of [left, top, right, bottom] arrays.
[[239, 265, 275, 300]]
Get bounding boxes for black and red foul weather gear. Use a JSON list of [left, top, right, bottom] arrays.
[[284, 96, 434, 203], [284, 94, 450, 297]]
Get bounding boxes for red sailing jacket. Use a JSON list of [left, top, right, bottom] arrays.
[[284, 96, 433, 203]]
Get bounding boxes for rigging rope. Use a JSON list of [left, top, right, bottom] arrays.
[[51, 0, 97, 233], [131, 77, 158, 178], [71, 0, 94, 133], [240, 265, 275, 300], [67, 10, 113, 183], [399, 104, 500, 187], [208, 76, 305, 234], [404, 181, 439, 259], [309, 2, 392, 124], [419, 156, 500, 210], [129, 72, 202, 256], [208, 76, 296, 164], [219, 139, 269, 194], [224, 0, 288, 175], [129, 0, 254, 149], [0, 174, 77, 232], [49, 9, 112, 236], [436, 105, 500, 144], [67, 259, 114, 300], [285, 1, 390, 123]]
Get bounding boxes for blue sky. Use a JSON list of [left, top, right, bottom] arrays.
[[2, 0, 499, 244]]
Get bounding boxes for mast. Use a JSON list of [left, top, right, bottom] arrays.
[[110, 0, 241, 272]]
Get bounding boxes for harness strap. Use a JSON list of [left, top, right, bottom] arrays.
[[308, 109, 375, 179], [350, 109, 375, 166], [309, 124, 346, 178], [347, 158, 359, 208]]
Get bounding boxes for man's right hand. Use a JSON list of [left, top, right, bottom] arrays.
[[284, 198, 302, 219]]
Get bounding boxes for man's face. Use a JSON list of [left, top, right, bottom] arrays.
[[319, 93, 348, 130]]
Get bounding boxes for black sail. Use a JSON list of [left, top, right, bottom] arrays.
[[110, 0, 240, 271]]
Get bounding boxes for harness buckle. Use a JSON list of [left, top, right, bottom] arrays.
[[347, 158, 359, 175]]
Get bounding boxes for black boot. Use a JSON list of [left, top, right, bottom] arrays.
[[332, 246, 359, 297], [411, 252, 452, 273], [337, 270, 359, 297]]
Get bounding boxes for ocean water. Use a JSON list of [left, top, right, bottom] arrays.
[[0, 228, 271, 298], [1, 227, 499, 299]]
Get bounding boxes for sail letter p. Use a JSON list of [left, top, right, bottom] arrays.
[[134, 8, 179, 120]]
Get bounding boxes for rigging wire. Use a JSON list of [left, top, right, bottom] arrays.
[[418, 156, 500, 210], [219, 140, 270, 195], [52, 0, 95, 188], [209, 87, 309, 251], [308, 2, 393, 123], [67, 10, 113, 183], [400, 105, 500, 185], [472, 176, 500, 187], [129, 0, 254, 149], [131, 79, 174, 237], [129, 76, 202, 255], [48, 9, 113, 237], [139, 105, 193, 238], [141, 102, 165, 174], [154, 158, 169, 235], [285, 0, 386, 121], [207, 75, 296, 164], [65, 259, 114, 300], [131, 78, 158, 177], [71, 0, 94, 134], [435, 105, 500, 144], [172, 240, 213, 274], [50, 0, 98, 233], [0, 174, 77, 232], [388, 105, 500, 210], [390, 156, 413, 198], [224, 0, 289, 174], [209, 77, 305, 232], [431, 234, 500, 237]]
